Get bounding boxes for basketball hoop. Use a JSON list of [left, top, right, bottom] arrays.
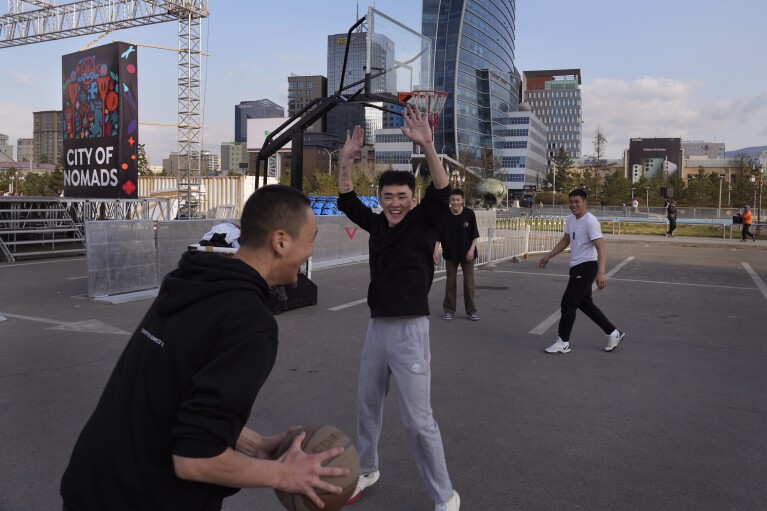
[[399, 90, 448, 134]]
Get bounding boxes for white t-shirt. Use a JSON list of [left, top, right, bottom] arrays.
[[564, 212, 602, 267]]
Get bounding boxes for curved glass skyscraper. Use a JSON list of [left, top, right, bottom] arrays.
[[423, 0, 519, 168]]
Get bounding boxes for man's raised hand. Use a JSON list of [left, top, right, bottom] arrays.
[[401, 105, 433, 147]]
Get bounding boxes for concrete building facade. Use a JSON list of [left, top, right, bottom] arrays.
[[33, 110, 64, 165], [682, 140, 726, 159], [522, 69, 583, 164], [374, 129, 414, 172], [0, 133, 12, 161], [326, 31, 396, 145], [493, 109, 548, 200], [288, 75, 328, 133], [220, 142, 249, 174], [16, 138, 33, 162], [201, 150, 220, 175]]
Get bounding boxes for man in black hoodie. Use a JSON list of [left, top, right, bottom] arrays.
[[338, 106, 460, 511], [61, 185, 348, 511]]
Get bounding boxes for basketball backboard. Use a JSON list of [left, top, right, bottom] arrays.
[[364, 7, 433, 103]]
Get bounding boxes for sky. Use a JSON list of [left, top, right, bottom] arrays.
[[1, 0, 766, 165]]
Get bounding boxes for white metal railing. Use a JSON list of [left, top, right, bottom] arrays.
[[435, 215, 566, 271]]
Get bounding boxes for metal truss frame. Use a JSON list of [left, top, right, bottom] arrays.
[[1, 0, 209, 219]]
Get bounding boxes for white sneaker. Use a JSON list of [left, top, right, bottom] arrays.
[[545, 337, 571, 354], [605, 330, 625, 352], [346, 470, 380, 504], [436, 490, 460, 511]]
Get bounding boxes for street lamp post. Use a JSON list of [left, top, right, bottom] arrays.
[[747, 158, 764, 223], [750, 174, 757, 209], [552, 168, 556, 208], [321, 148, 338, 175], [717, 174, 724, 219], [645, 187, 650, 214]]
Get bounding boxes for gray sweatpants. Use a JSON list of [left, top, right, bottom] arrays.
[[356, 316, 453, 504]]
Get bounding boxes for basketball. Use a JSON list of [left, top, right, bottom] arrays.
[[274, 425, 360, 511]]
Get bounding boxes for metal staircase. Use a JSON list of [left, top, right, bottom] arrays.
[[0, 198, 86, 262]]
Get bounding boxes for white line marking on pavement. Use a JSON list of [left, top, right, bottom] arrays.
[[0, 312, 129, 334], [742, 262, 767, 302], [493, 270, 756, 291], [0, 258, 85, 269], [328, 276, 447, 311], [529, 257, 635, 336], [66, 276, 87, 280]]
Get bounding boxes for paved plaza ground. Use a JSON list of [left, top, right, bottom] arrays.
[[1, 236, 766, 510]]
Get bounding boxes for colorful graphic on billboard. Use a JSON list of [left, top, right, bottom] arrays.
[[62, 42, 138, 198]]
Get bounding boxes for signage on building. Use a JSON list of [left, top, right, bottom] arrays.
[[62, 42, 139, 198]]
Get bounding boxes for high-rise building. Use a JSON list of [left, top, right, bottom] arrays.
[[493, 107, 548, 200], [201, 150, 220, 175], [374, 129, 414, 172], [423, 0, 520, 168], [220, 142, 249, 174], [0, 133, 12, 161], [326, 31, 396, 144], [33, 110, 64, 165], [522, 69, 583, 164], [17, 138, 33, 162], [288, 75, 328, 133], [234, 99, 284, 143]]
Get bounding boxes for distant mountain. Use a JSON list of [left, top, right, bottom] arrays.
[[725, 146, 767, 158]]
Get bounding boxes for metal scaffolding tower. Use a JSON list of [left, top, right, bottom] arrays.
[[1, 0, 209, 217]]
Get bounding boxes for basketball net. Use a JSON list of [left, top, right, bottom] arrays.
[[399, 90, 448, 135]]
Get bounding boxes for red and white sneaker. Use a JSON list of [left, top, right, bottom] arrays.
[[346, 471, 380, 504]]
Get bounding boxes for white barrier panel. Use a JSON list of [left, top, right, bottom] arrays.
[[138, 176, 257, 219], [85, 220, 157, 298]]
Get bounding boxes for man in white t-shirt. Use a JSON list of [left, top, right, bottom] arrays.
[[538, 189, 625, 353]]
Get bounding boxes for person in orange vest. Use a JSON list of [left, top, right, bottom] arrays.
[[741, 205, 756, 242]]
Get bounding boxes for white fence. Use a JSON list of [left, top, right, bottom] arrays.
[[434, 213, 566, 271]]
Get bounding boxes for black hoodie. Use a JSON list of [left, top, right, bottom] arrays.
[[338, 184, 449, 317], [61, 252, 278, 511]]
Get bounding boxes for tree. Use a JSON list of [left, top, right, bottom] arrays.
[[581, 127, 609, 200], [0, 167, 19, 194], [137, 143, 151, 176], [352, 166, 375, 197], [278, 169, 310, 195], [725, 153, 761, 206], [21, 171, 63, 196], [685, 167, 718, 206], [665, 174, 686, 204], [600, 172, 631, 206], [311, 171, 338, 196]]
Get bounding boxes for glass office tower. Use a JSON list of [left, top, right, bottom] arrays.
[[423, 0, 519, 168], [326, 31, 397, 144]]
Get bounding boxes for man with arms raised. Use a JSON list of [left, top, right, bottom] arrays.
[[61, 185, 348, 511], [337, 106, 460, 511]]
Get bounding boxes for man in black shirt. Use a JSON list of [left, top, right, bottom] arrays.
[[61, 185, 348, 511], [665, 199, 677, 237], [338, 106, 460, 511], [435, 188, 480, 321]]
